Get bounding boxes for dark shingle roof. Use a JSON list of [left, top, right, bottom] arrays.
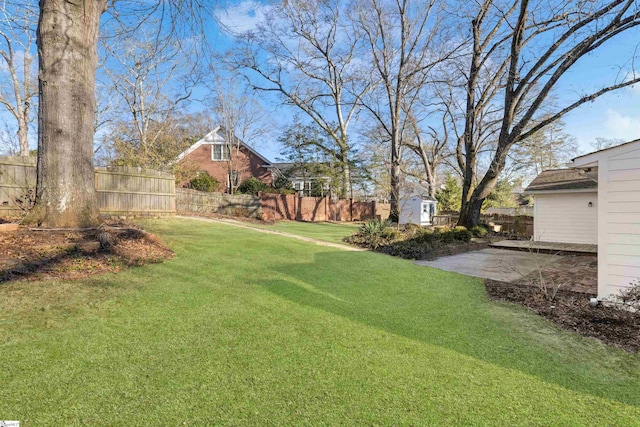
[[268, 162, 296, 173], [524, 168, 597, 193]]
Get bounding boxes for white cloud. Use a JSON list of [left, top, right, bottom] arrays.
[[215, 1, 272, 36], [603, 108, 640, 140]]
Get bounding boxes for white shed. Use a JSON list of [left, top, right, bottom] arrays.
[[399, 195, 437, 226], [523, 169, 598, 245], [572, 139, 640, 300]]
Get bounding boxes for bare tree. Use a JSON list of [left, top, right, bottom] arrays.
[[227, 0, 371, 198], [507, 118, 578, 181], [0, 1, 37, 156], [101, 28, 200, 164], [354, 0, 462, 220], [404, 107, 451, 199], [26, 0, 211, 227], [590, 136, 626, 151], [105, 111, 213, 170], [210, 75, 270, 194], [456, 0, 640, 227]]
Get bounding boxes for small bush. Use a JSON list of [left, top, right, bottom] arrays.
[[346, 223, 473, 259], [359, 218, 391, 236], [190, 172, 218, 192], [344, 219, 396, 249], [273, 174, 294, 191], [471, 225, 488, 237], [238, 177, 268, 195], [452, 226, 472, 242], [379, 239, 432, 259]]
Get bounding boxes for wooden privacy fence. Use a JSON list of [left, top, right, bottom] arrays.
[[176, 188, 261, 218], [0, 156, 36, 217], [0, 156, 390, 223], [432, 213, 533, 237], [95, 166, 175, 216], [482, 214, 534, 237], [0, 157, 175, 217], [259, 194, 391, 222]]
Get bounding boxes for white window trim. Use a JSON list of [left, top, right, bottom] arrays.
[[211, 144, 230, 161]]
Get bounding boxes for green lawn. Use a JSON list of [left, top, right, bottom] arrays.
[[250, 220, 360, 244], [1, 217, 640, 425]]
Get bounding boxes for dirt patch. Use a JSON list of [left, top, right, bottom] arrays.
[[0, 221, 174, 283], [523, 255, 597, 294], [486, 279, 640, 353]]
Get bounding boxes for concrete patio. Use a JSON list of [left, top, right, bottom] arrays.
[[415, 248, 564, 282], [489, 240, 597, 254]]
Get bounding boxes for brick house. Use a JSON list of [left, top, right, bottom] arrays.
[[176, 127, 273, 192]]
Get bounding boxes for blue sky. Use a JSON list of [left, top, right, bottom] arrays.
[[552, 28, 640, 154], [211, 0, 640, 162], [1, 1, 638, 164]]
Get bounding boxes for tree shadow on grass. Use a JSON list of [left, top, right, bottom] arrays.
[[1, 246, 90, 284], [258, 250, 640, 407]]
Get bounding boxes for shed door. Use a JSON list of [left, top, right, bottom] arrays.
[[421, 202, 432, 225]]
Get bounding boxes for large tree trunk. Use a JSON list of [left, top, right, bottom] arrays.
[[458, 142, 508, 228], [389, 135, 401, 223], [458, 197, 483, 228], [25, 0, 106, 227]]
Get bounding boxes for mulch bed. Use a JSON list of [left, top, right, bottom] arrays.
[[486, 279, 640, 353], [0, 220, 174, 283]]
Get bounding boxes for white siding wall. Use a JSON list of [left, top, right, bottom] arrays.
[[601, 147, 640, 297], [399, 197, 421, 225], [534, 192, 597, 244]]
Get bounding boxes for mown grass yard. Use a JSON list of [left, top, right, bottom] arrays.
[[251, 220, 360, 244], [1, 217, 639, 425]]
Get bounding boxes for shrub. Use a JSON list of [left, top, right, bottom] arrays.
[[344, 219, 396, 249], [413, 228, 437, 245], [238, 177, 268, 195], [471, 225, 488, 237], [379, 239, 432, 259], [346, 223, 473, 259], [189, 172, 218, 192], [273, 174, 294, 191], [452, 226, 472, 242], [359, 218, 391, 236]]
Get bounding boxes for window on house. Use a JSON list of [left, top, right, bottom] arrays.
[[212, 144, 230, 161]]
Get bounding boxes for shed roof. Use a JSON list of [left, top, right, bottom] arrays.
[[523, 168, 597, 193]]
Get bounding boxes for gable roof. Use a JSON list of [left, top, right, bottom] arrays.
[[266, 162, 297, 173], [523, 168, 598, 194], [176, 126, 272, 165], [573, 138, 640, 167]]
